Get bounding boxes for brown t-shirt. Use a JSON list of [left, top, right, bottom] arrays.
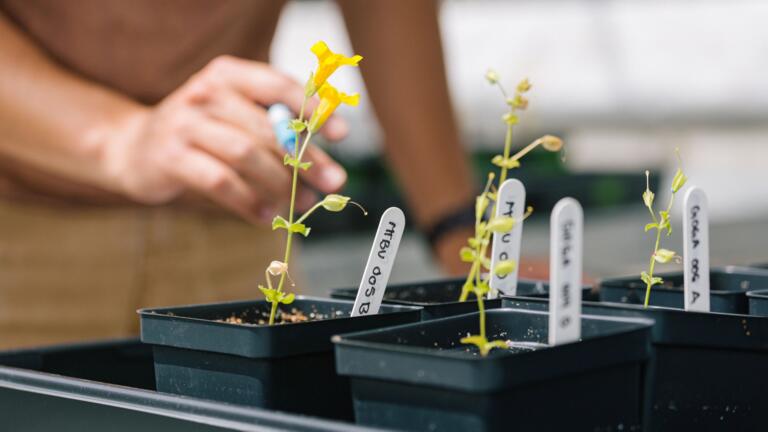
[[1, 0, 286, 104], [0, 0, 287, 205]]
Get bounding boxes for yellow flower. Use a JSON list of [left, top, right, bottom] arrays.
[[308, 83, 359, 133], [309, 41, 363, 95]]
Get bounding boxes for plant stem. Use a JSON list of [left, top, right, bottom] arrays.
[[643, 227, 662, 307], [269, 127, 312, 325]]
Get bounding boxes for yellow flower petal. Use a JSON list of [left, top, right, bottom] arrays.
[[309, 41, 363, 93], [308, 83, 359, 132]]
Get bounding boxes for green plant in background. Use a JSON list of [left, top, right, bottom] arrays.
[[262, 41, 366, 325], [640, 149, 688, 308], [459, 70, 564, 356]]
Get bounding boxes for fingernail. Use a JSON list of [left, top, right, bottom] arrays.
[[321, 166, 347, 191]]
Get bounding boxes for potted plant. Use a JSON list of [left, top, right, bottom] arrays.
[[501, 157, 768, 430], [138, 41, 421, 421], [599, 156, 768, 312], [332, 71, 656, 431]]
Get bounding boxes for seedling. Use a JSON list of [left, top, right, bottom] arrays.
[[459, 70, 563, 355], [640, 149, 688, 308], [261, 41, 366, 325]]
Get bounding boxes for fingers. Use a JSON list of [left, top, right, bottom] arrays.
[[198, 56, 349, 142], [300, 144, 347, 194], [183, 115, 291, 200], [167, 148, 272, 224]]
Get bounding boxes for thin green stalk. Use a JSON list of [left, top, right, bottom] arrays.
[[269, 128, 312, 325], [643, 227, 662, 307]]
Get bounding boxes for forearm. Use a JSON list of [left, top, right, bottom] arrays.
[[0, 12, 144, 199], [338, 0, 474, 229]]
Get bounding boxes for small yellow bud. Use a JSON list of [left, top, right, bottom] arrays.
[[502, 112, 519, 125], [516, 78, 532, 93], [494, 260, 516, 277], [512, 94, 528, 109], [643, 171, 655, 208], [321, 194, 350, 212], [541, 135, 563, 152], [653, 249, 678, 264], [671, 169, 687, 193], [486, 216, 515, 233], [485, 69, 499, 85], [267, 260, 288, 276]]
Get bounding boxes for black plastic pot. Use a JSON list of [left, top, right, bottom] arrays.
[[330, 277, 598, 320], [333, 308, 654, 432], [503, 296, 768, 431], [747, 289, 768, 316], [0, 339, 376, 431], [139, 296, 420, 421], [599, 266, 768, 313]]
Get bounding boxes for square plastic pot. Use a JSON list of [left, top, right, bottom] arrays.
[[330, 277, 598, 320], [598, 266, 768, 313], [0, 339, 373, 431], [333, 308, 653, 432], [747, 289, 768, 316], [139, 296, 420, 421], [502, 295, 768, 431]]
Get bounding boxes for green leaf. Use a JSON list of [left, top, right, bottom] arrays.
[[259, 285, 279, 304], [280, 292, 295, 305], [283, 154, 313, 171], [272, 216, 290, 231], [460, 334, 509, 356], [644, 223, 659, 232], [491, 155, 521, 170], [289, 222, 311, 237], [289, 119, 307, 133], [273, 216, 310, 237], [473, 281, 490, 296]]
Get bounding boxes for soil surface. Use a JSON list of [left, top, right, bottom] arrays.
[[220, 305, 343, 326]]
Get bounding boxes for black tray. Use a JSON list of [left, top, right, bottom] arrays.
[[599, 266, 768, 313], [139, 296, 420, 421], [333, 308, 653, 432], [0, 338, 379, 431], [330, 277, 598, 320], [503, 296, 768, 431]]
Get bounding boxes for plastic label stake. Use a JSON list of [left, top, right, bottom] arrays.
[[683, 187, 710, 312], [548, 198, 583, 346], [489, 179, 526, 298], [351, 207, 406, 317]]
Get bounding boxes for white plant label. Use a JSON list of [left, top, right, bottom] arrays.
[[548, 198, 583, 346], [683, 187, 710, 312], [351, 207, 405, 317], [489, 179, 526, 298]]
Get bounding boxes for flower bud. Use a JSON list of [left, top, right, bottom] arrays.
[[267, 260, 288, 276], [671, 169, 687, 193], [321, 194, 350, 212], [485, 69, 499, 85], [653, 249, 677, 264], [541, 135, 563, 152], [516, 78, 532, 93], [486, 216, 515, 233]]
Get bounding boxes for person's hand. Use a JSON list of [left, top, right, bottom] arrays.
[[432, 225, 474, 276], [103, 55, 348, 223]]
